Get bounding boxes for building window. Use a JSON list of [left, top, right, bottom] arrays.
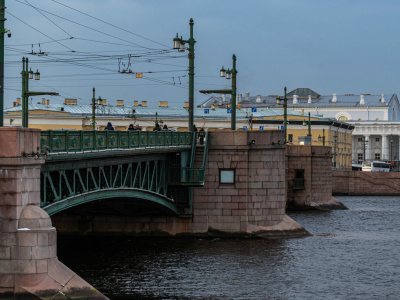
[[338, 116, 348, 121], [358, 118, 363, 121], [376, 118, 380, 121], [293, 169, 305, 190], [376, 138, 380, 142], [358, 153, 363, 163], [375, 153, 381, 160], [288, 134, 293, 143], [219, 169, 235, 184]]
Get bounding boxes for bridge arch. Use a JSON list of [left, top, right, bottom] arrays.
[[43, 188, 179, 216]]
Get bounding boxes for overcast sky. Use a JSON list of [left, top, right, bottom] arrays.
[[4, 0, 400, 108]]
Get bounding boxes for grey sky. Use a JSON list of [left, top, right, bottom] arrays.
[[4, 0, 400, 108]]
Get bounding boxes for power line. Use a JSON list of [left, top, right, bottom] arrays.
[[13, 0, 166, 51], [51, 0, 170, 49], [7, 10, 75, 51], [23, 0, 73, 38]]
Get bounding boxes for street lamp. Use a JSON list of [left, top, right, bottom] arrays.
[[302, 112, 312, 136], [199, 55, 238, 130], [21, 57, 58, 127], [333, 132, 338, 169], [173, 18, 196, 132], [318, 129, 326, 146], [275, 87, 288, 143], [390, 135, 393, 162], [0, 1, 12, 127], [362, 137, 368, 162], [91, 87, 103, 130]]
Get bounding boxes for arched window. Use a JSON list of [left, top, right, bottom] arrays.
[[376, 118, 380, 121], [338, 116, 348, 121], [358, 118, 363, 121]]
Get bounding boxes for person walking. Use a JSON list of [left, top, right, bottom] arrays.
[[104, 122, 114, 130], [199, 127, 205, 145], [153, 123, 162, 131]]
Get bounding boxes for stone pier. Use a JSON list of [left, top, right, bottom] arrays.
[[286, 145, 346, 210], [0, 128, 107, 299]]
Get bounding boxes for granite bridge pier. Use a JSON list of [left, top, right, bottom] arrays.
[[0, 127, 339, 298]]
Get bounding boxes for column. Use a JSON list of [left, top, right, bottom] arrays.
[[364, 135, 370, 161], [382, 134, 387, 160]]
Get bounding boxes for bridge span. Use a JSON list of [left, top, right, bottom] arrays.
[[0, 127, 310, 298]]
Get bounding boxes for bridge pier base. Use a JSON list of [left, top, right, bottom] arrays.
[[0, 128, 108, 299]]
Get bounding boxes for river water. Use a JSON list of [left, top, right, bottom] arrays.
[[58, 196, 400, 299]]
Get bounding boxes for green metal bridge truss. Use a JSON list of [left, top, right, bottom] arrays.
[[39, 130, 209, 217]]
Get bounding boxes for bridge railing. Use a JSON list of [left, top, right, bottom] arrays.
[[40, 130, 193, 153]]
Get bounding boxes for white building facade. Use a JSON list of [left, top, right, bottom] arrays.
[[200, 88, 400, 164]]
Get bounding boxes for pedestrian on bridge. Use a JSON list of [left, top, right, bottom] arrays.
[[104, 122, 115, 130], [127, 124, 135, 131]]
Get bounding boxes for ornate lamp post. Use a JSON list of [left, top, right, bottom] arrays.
[[200, 54, 238, 130], [0, 0, 11, 127], [333, 132, 338, 169], [173, 18, 196, 132], [21, 57, 58, 127], [275, 87, 288, 143], [303, 112, 312, 136], [91, 87, 103, 130], [318, 129, 326, 146]]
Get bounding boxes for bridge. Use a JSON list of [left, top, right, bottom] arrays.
[[39, 130, 208, 217], [1, 127, 311, 299]]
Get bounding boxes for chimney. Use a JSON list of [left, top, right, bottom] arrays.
[[134, 100, 138, 107], [102, 99, 107, 105], [293, 95, 299, 105], [13, 101, 16, 107], [184, 102, 189, 108], [245, 93, 250, 101], [141, 101, 147, 107], [238, 94, 242, 102], [159, 101, 168, 107], [16, 98, 21, 106], [381, 94, 385, 103], [64, 98, 77, 105], [41, 98, 45, 105], [332, 93, 337, 103], [116, 100, 124, 106], [360, 94, 365, 105], [46, 99, 50, 108], [256, 95, 261, 103], [308, 95, 312, 104]]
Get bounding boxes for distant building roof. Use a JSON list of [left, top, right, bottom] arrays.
[[287, 88, 320, 98], [199, 89, 396, 109]]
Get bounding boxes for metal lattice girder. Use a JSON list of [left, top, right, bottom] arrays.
[[41, 156, 171, 212]]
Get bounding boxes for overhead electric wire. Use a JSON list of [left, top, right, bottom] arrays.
[[51, 0, 170, 49], [13, 0, 166, 51], [7, 10, 75, 51], [24, 0, 73, 38]]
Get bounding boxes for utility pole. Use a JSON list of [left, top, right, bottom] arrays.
[[173, 19, 196, 132], [0, 0, 6, 127], [21, 57, 59, 127], [91, 88, 96, 130]]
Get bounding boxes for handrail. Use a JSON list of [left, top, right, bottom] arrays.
[[189, 131, 197, 167], [202, 131, 209, 169], [40, 130, 193, 154]]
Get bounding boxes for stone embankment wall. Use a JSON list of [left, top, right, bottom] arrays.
[[332, 170, 400, 195], [286, 145, 343, 209], [0, 128, 107, 299]]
